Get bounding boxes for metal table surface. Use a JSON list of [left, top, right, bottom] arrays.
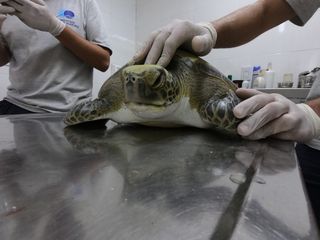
[[0, 114, 318, 240]]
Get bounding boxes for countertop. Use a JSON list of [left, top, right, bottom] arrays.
[[0, 114, 318, 240]]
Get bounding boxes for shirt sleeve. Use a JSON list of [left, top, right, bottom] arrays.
[[84, 0, 112, 54], [286, 0, 320, 26]]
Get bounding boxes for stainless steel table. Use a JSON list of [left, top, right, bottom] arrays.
[[0, 114, 318, 240]]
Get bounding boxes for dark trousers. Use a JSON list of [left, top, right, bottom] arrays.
[[295, 143, 320, 227], [0, 100, 35, 115]]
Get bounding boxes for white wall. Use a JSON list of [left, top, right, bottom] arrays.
[[93, 0, 136, 97], [136, 0, 320, 87], [0, 0, 136, 100], [1, 1, 320, 101]]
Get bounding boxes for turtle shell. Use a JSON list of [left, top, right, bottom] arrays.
[[64, 50, 241, 133]]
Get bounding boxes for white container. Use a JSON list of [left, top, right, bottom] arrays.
[[242, 80, 250, 88], [241, 66, 253, 87], [265, 63, 275, 88], [252, 66, 261, 87], [252, 76, 266, 88], [278, 73, 294, 88]]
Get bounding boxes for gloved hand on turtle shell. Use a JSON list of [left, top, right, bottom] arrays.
[[3, 0, 65, 36], [233, 88, 320, 142], [133, 19, 217, 67]]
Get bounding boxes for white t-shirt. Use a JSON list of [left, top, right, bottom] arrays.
[[1, 0, 111, 113]]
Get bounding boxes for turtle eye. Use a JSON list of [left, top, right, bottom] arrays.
[[152, 74, 163, 89], [153, 76, 161, 88]]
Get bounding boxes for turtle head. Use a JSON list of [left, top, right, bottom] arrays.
[[122, 64, 180, 108]]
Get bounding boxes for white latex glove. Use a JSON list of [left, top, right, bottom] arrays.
[[233, 88, 320, 142], [133, 19, 217, 67], [5, 0, 65, 36], [0, 0, 15, 14]]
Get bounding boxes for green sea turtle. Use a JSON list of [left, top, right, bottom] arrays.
[[64, 50, 241, 133]]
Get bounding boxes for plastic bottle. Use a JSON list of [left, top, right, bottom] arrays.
[[242, 80, 250, 88], [241, 66, 253, 88], [265, 62, 275, 88], [252, 72, 266, 88], [256, 76, 266, 88], [251, 66, 261, 87], [252, 67, 267, 88]]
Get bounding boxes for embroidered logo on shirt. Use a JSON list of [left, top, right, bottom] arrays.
[[57, 9, 75, 19], [57, 9, 79, 29]]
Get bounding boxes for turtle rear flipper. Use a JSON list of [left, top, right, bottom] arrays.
[[201, 90, 241, 132]]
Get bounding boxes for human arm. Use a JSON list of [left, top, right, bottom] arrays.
[[307, 98, 320, 117], [213, 0, 320, 142], [212, 0, 296, 48], [233, 88, 320, 142], [5, 0, 110, 72], [0, 34, 10, 66], [0, 15, 10, 66], [56, 27, 110, 72], [134, 0, 296, 67], [0, 0, 12, 65]]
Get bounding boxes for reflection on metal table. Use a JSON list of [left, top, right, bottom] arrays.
[[0, 114, 318, 240]]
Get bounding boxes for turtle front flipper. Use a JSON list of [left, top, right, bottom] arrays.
[[200, 90, 241, 133], [64, 62, 126, 127], [64, 98, 116, 126]]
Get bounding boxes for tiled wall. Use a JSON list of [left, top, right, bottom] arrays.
[[136, 0, 320, 88], [1, 1, 320, 101]]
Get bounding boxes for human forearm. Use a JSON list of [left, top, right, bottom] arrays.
[[0, 49, 10, 66], [56, 26, 111, 72], [0, 34, 10, 66], [298, 103, 320, 139], [212, 0, 296, 48], [133, 0, 297, 67], [307, 98, 320, 117], [0, 14, 10, 66]]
